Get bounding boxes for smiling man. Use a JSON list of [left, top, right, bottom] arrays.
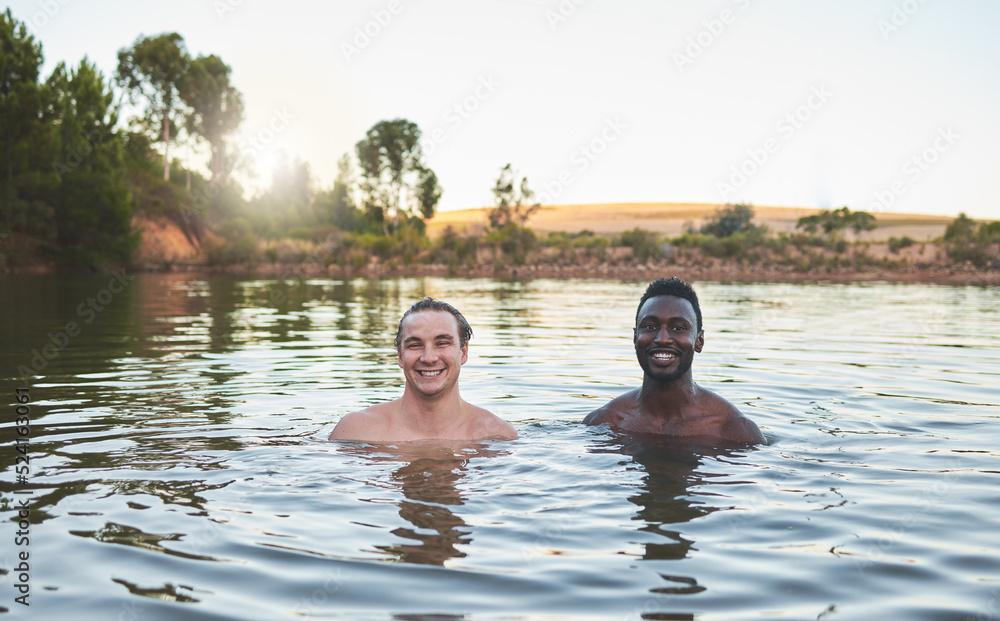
[[584, 277, 764, 445], [329, 297, 516, 443]]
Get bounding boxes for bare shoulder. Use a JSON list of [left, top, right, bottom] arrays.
[[698, 387, 765, 445], [583, 390, 639, 426], [467, 403, 517, 441], [328, 402, 395, 441]]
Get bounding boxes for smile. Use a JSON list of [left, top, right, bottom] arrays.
[[418, 370, 443, 377], [650, 351, 677, 362]]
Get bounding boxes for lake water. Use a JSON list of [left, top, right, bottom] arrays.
[[2, 273, 999, 620]]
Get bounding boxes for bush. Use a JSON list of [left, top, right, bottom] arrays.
[[485, 223, 536, 265], [888, 236, 916, 253], [701, 204, 755, 238], [615, 228, 662, 262], [946, 242, 990, 267], [432, 226, 478, 264], [977, 221, 1000, 242], [944, 213, 976, 242]]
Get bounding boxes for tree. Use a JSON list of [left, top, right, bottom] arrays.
[[797, 206, 876, 236], [179, 54, 244, 186], [116, 32, 189, 181], [417, 168, 442, 221], [315, 153, 362, 231], [701, 203, 755, 238], [943, 212, 976, 242], [0, 9, 57, 238], [487, 163, 539, 230], [48, 59, 134, 264], [354, 118, 439, 234]]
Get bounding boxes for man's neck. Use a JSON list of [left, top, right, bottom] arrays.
[[397, 387, 467, 435], [637, 375, 699, 420]]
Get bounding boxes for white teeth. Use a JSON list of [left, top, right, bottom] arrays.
[[652, 353, 676, 360], [419, 370, 442, 377]]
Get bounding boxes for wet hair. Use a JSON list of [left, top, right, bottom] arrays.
[[635, 277, 703, 332], [394, 297, 473, 350]]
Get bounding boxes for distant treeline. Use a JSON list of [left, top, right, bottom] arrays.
[[2, 9, 996, 274], [1, 9, 445, 269]]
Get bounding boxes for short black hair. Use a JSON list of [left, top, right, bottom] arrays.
[[395, 297, 473, 350], [635, 277, 703, 332]]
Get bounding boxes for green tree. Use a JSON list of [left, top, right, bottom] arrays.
[[355, 118, 439, 233], [797, 206, 876, 236], [116, 32, 190, 181], [417, 168, 442, 221], [48, 59, 134, 264], [701, 203, 755, 238], [943, 212, 976, 242], [0, 9, 58, 240], [487, 163, 539, 230], [178, 54, 244, 186], [316, 153, 361, 231]]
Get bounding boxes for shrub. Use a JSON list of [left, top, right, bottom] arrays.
[[888, 236, 915, 253], [944, 213, 976, 241], [701, 203, 755, 238], [615, 228, 662, 262]]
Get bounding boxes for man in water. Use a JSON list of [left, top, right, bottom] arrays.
[[584, 277, 764, 444], [330, 297, 517, 443]]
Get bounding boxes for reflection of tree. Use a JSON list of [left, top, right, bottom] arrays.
[[340, 443, 508, 566]]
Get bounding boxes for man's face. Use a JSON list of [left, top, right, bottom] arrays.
[[633, 295, 704, 383], [397, 310, 468, 398]]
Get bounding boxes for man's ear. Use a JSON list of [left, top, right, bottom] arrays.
[[632, 327, 638, 343], [397, 349, 403, 368], [695, 330, 705, 353], [460, 342, 469, 365]]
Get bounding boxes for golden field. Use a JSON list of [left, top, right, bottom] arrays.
[[426, 202, 958, 242]]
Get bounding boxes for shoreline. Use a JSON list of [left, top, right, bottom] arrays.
[[105, 260, 1000, 287]]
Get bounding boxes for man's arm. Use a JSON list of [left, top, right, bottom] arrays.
[[329, 408, 386, 441], [583, 405, 613, 426], [468, 405, 518, 440], [721, 414, 765, 444], [583, 392, 635, 426]]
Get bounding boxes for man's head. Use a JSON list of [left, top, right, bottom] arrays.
[[395, 298, 472, 398], [633, 278, 704, 383], [395, 297, 473, 351], [635, 277, 702, 333]]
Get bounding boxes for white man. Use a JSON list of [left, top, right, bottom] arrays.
[[330, 297, 516, 443]]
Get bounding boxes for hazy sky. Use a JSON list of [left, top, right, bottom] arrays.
[[10, 0, 1000, 218]]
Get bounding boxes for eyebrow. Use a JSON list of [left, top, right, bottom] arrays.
[[403, 334, 456, 344], [637, 314, 693, 325]]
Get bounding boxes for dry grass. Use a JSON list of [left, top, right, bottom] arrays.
[[426, 202, 956, 242]]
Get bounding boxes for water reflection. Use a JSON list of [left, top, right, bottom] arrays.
[[593, 437, 747, 615], [341, 443, 508, 566]]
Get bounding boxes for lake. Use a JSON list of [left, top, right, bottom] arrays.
[[2, 273, 999, 620]]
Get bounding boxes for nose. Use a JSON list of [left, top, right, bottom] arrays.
[[419, 346, 439, 363], [654, 325, 672, 344]]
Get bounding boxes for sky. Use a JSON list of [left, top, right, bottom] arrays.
[[8, 0, 1000, 219]]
